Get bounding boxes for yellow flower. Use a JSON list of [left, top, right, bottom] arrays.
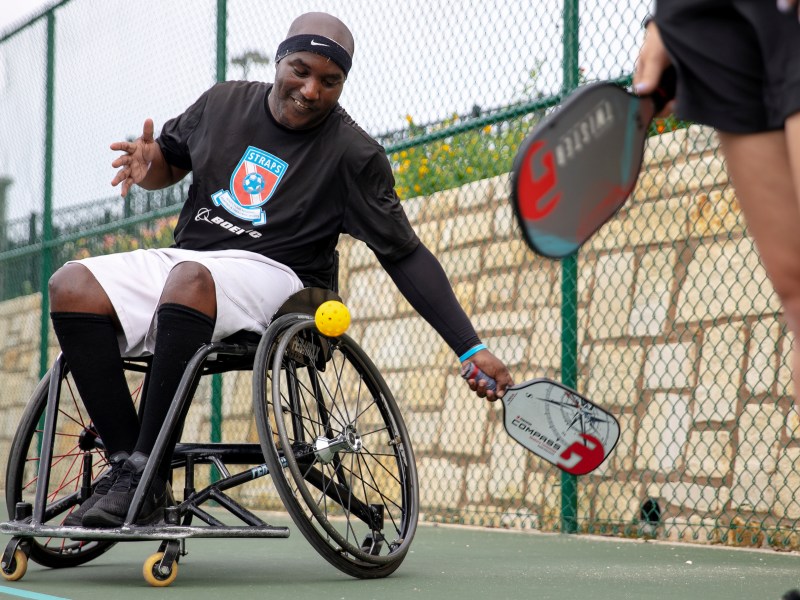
[[414, 184, 421, 193], [441, 144, 450, 152], [400, 150, 408, 159], [418, 166, 429, 176], [405, 114, 414, 124], [466, 166, 474, 174], [482, 125, 492, 134]]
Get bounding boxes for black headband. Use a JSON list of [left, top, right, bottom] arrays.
[[275, 34, 352, 76]]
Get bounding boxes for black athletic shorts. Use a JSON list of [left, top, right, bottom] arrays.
[[655, 0, 800, 133]]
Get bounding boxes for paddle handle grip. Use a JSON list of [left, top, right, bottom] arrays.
[[460, 361, 497, 392]]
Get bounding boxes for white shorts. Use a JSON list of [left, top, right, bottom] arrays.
[[70, 248, 304, 357]]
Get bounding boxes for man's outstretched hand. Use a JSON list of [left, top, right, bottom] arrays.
[[110, 118, 159, 197]]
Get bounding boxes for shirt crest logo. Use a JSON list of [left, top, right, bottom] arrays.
[[211, 146, 288, 225]]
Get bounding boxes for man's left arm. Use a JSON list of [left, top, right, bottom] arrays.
[[343, 149, 513, 398], [376, 243, 514, 399]]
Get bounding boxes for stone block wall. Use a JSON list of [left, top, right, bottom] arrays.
[[0, 294, 54, 467], [0, 124, 796, 548]]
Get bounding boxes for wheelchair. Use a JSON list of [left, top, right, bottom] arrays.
[[0, 282, 419, 587]]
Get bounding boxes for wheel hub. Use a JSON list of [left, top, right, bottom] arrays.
[[314, 425, 362, 464]]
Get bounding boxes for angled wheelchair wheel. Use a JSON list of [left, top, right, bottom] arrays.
[[253, 315, 419, 579], [5, 359, 146, 568]]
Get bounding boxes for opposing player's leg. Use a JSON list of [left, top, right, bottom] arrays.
[[717, 120, 800, 399]]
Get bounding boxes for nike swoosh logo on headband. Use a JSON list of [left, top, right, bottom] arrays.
[[310, 39, 329, 46]]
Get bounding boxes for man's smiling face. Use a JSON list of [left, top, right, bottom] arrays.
[[268, 51, 345, 130]]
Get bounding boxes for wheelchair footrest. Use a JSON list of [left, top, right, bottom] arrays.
[[0, 520, 290, 541]]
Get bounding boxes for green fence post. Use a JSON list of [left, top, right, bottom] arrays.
[[560, 0, 580, 535], [38, 10, 57, 378], [0, 176, 11, 299], [209, 0, 228, 480]]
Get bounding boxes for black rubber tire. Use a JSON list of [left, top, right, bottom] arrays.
[[253, 316, 418, 579]]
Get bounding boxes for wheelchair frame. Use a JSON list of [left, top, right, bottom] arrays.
[[0, 288, 419, 586]]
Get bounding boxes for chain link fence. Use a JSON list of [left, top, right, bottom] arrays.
[[2, 0, 796, 550]]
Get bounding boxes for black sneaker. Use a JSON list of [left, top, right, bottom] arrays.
[[62, 451, 129, 527], [81, 452, 166, 528]]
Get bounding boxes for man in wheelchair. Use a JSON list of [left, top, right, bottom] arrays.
[[45, 11, 512, 529]]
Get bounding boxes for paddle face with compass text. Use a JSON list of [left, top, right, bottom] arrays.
[[499, 378, 620, 475]]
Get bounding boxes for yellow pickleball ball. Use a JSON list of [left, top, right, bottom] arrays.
[[315, 300, 351, 337]]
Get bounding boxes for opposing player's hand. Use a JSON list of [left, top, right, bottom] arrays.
[[110, 118, 159, 197], [632, 21, 675, 118], [461, 349, 513, 402], [777, 0, 799, 18]]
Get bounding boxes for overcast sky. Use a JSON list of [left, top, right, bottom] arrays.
[[0, 0, 52, 33]]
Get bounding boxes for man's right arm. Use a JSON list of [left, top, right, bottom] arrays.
[[110, 118, 189, 197], [137, 142, 189, 192]]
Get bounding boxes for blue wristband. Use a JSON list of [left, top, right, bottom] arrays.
[[458, 344, 486, 363]]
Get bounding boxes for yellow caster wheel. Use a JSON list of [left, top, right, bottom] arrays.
[[1, 549, 28, 582], [143, 552, 178, 587]]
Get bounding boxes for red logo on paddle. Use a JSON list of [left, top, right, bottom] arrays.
[[517, 140, 562, 221], [556, 433, 605, 475]]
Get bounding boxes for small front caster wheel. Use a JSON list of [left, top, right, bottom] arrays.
[[143, 552, 178, 587], [1, 550, 28, 582]]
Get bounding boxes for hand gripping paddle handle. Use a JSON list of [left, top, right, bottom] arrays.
[[649, 65, 676, 115], [460, 361, 497, 392]]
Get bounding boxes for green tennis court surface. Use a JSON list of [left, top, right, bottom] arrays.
[[3, 507, 800, 600]]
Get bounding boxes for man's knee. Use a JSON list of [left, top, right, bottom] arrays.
[[161, 262, 217, 317], [49, 264, 113, 314], [165, 262, 214, 294]]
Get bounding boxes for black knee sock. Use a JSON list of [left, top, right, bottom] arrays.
[[135, 303, 215, 477], [50, 312, 140, 456]]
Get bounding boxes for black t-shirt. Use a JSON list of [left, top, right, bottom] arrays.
[[157, 81, 419, 287]]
